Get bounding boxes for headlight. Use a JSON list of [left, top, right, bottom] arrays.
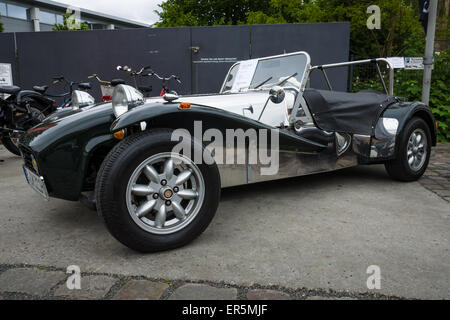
[[72, 90, 95, 108], [112, 85, 144, 117]]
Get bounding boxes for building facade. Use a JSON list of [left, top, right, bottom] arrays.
[[0, 0, 148, 33]]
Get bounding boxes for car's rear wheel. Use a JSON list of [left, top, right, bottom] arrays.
[[96, 129, 221, 252], [384, 117, 431, 181]]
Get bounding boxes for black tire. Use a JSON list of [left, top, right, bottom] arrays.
[[1, 105, 46, 157], [96, 129, 221, 252], [384, 117, 431, 181], [1, 136, 20, 156]]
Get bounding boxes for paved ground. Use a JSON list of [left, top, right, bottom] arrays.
[[0, 144, 449, 300]]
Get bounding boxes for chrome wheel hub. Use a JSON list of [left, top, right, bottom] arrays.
[[126, 152, 205, 235], [406, 128, 427, 171]]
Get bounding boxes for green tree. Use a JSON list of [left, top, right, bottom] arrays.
[[155, 0, 425, 59], [154, 0, 271, 26], [0, 13, 4, 33], [53, 12, 90, 31]]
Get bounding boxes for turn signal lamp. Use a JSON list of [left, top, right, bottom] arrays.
[[179, 102, 191, 110], [113, 130, 125, 140]]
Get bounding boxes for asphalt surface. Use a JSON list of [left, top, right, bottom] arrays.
[[0, 145, 449, 299]]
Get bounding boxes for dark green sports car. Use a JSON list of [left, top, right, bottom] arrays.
[[19, 52, 436, 252]]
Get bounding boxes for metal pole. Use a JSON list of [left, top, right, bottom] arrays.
[[422, 0, 439, 105]]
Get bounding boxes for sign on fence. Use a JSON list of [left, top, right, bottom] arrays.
[[386, 57, 405, 69], [404, 57, 424, 70], [0, 63, 13, 86]]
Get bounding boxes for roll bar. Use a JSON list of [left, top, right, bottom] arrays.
[[309, 58, 394, 95]]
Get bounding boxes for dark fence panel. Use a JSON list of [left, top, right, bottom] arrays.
[[190, 25, 251, 94], [15, 27, 192, 100], [3, 23, 350, 100], [251, 23, 351, 91]]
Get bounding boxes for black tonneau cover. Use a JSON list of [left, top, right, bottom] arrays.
[[303, 89, 399, 135]]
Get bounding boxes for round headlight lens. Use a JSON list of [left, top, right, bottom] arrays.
[[72, 90, 95, 108], [112, 85, 144, 118]]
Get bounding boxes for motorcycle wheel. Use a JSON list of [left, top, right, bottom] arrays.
[[1, 136, 21, 156], [1, 107, 45, 156]]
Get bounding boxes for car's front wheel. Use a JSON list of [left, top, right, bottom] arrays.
[[384, 117, 431, 181], [96, 129, 220, 252]]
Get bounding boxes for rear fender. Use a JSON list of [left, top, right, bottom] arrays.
[[369, 101, 437, 161], [17, 90, 54, 110], [382, 101, 437, 146]]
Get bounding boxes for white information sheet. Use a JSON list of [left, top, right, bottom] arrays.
[[386, 57, 405, 69], [0, 63, 13, 86], [404, 57, 424, 69], [231, 59, 258, 93]]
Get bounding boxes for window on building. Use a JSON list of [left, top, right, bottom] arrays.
[[56, 14, 63, 25], [0, 2, 7, 16], [40, 11, 56, 24], [6, 3, 28, 20]]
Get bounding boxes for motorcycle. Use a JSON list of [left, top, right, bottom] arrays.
[[0, 85, 55, 156]]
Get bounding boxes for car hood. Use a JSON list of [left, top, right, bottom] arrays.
[[20, 90, 290, 152], [152, 91, 293, 127]]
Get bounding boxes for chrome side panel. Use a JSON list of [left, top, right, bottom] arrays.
[[216, 143, 248, 188], [247, 149, 358, 184], [218, 164, 248, 187], [353, 134, 371, 158], [217, 131, 359, 187]]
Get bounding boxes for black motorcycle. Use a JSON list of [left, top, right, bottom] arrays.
[[0, 85, 55, 156]]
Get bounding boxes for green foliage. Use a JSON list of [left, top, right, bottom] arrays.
[[53, 13, 89, 31], [0, 13, 4, 33], [154, 0, 271, 26]]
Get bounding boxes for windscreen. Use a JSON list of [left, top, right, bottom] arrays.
[[222, 52, 309, 93]]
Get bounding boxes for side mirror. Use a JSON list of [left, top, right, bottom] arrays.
[[163, 93, 179, 102], [269, 86, 285, 104]]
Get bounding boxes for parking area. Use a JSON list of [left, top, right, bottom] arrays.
[[0, 144, 449, 300]]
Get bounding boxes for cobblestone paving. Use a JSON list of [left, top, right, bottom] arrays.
[[419, 144, 450, 202], [0, 264, 404, 300]]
